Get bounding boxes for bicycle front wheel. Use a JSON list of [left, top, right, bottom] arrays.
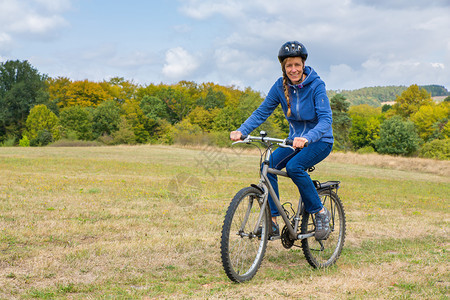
[[220, 186, 270, 282], [301, 189, 346, 268]]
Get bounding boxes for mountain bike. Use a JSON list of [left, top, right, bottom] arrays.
[[220, 132, 346, 283]]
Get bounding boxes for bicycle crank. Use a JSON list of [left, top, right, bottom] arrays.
[[281, 225, 295, 249]]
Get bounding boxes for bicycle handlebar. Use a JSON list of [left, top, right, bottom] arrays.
[[236, 134, 308, 148]]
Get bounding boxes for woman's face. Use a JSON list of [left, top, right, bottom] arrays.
[[284, 57, 304, 84]]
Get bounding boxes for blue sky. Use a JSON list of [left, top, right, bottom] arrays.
[[1, 0, 449, 92]]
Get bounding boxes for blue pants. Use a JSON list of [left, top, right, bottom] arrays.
[[266, 141, 333, 216]]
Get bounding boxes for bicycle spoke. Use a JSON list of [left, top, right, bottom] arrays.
[[301, 190, 346, 268], [221, 187, 269, 282]]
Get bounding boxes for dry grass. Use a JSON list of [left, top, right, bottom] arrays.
[[0, 145, 448, 299], [327, 151, 450, 177]]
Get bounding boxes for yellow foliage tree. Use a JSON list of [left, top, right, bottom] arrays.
[[392, 84, 433, 118], [101, 77, 138, 102], [47, 77, 71, 107], [51, 80, 112, 108], [187, 106, 220, 132], [411, 102, 450, 141]]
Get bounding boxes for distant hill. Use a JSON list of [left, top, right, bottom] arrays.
[[327, 84, 449, 106]]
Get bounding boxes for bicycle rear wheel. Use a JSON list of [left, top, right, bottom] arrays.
[[220, 186, 270, 282], [301, 189, 346, 268]]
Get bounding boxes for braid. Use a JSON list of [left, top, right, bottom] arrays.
[[281, 61, 291, 117], [283, 74, 291, 117]]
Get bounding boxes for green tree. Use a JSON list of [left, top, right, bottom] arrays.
[[140, 96, 169, 120], [92, 100, 121, 138], [213, 107, 243, 132], [25, 104, 60, 143], [348, 105, 382, 149], [375, 116, 421, 156], [381, 104, 392, 113], [59, 106, 93, 140], [122, 99, 157, 143], [0, 60, 48, 142], [330, 94, 351, 150], [197, 87, 226, 110], [156, 86, 193, 123], [391, 84, 433, 118]]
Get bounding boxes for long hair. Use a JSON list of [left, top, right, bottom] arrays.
[[281, 58, 305, 117]]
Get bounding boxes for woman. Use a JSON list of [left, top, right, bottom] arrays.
[[230, 41, 333, 240]]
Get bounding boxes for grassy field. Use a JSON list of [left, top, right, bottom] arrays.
[[0, 145, 448, 299]]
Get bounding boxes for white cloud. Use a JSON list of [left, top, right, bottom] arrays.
[[0, 32, 12, 51], [162, 47, 199, 80], [0, 0, 70, 46], [9, 14, 67, 35], [179, 0, 450, 90]]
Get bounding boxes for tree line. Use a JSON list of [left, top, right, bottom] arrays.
[[0, 60, 449, 159], [328, 85, 449, 107]]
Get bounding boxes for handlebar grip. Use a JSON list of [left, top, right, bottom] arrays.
[[285, 139, 308, 147], [240, 135, 248, 140]]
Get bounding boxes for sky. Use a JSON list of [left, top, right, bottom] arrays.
[[1, 0, 449, 93]]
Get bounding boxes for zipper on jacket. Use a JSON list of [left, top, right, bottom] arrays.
[[289, 121, 296, 136], [300, 121, 307, 137], [292, 86, 301, 120]]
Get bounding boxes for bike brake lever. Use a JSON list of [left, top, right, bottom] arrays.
[[277, 141, 295, 151], [232, 138, 250, 145]]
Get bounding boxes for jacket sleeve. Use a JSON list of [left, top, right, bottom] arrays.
[[302, 82, 333, 143], [237, 84, 281, 135]]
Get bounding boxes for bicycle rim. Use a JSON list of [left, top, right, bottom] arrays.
[[220, 187, 269, 282], [301, 190, 346, 268]]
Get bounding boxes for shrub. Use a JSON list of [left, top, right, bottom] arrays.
[[111, 117, 136, 145], [419, 139, 450, 160], [0, 136, 16, 147], [19, 135, 30, 147], [98, 134, 114, 145], [25, 104, 60, 142], [155, 119, 174, 144], [375, 116, 421, 156], [31, 129, 53, 146], [357, 146, 375, 154]]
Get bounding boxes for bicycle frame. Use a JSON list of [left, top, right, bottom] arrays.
[[235, 135, 315, 241]]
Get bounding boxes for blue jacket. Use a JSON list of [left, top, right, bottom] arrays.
[[237, 66, 333, 144]]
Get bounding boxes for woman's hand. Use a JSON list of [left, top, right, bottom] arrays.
[[230, 131, 242, 141], [293, 137, 308, 149]]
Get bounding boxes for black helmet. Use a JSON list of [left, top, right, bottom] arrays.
[[278, 41, 308, 63]]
